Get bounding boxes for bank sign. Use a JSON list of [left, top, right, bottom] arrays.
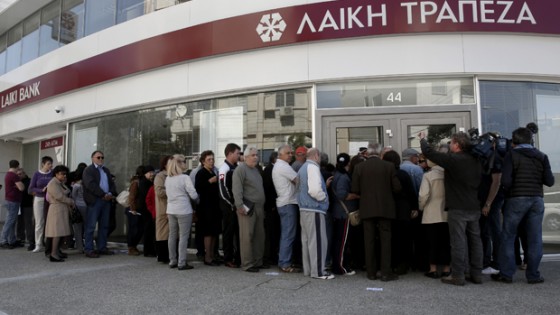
[[1, 0, 559, 113]]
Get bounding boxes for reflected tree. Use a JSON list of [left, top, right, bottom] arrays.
[[427, 125, 455, 146]]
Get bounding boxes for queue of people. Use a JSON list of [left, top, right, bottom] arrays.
[[1, 127, 554, 286]]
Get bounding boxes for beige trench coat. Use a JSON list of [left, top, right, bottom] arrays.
[[154, 170, 169, 241]]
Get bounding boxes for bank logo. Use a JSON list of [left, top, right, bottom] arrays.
[[256, 13, 287, 43]]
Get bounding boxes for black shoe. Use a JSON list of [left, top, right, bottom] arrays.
[[13, 241, 25, 247], [441, 275, 465, 286], [85, 251, 100, 258], [169, 263, 178, 269], [225, 261, 240, 268], [27, 244, 35, 251], [49, 255, 65, 262], [468, 276, 483, 284], [491, 274, 512, 283], [528, 277, 544, 284], [380, 273, 399, 282], [424, 271, 440, 279], [256, 264, 270, 269], [245, 266, 259, 273], [58, 252, 68, 259], [178, 264, 194, 270], [0, 243, 15, 249]]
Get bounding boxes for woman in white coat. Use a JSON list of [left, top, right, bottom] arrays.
[[165, 154, 199, 270]]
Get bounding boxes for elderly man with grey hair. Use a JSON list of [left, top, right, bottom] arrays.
[[232, 146, 266, 273], [273, 144, 302, 273], [297, 148, 334, 280]]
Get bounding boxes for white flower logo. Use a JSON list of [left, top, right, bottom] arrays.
[[256, 13, 287, 43]]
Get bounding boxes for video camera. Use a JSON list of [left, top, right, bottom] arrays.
[[467, 122, 538, 173]]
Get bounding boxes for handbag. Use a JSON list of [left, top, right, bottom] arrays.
[[116, 189, 130, 208], [337, 199, 361, 226], [70, 207, 83, 224]]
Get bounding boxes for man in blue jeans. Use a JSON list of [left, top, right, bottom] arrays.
[[492, 127, 554, 284], [272, 144, 302, 273], [1, 160, 25, 249], [82, 150, 117, 258]]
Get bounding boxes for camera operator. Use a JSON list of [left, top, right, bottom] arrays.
[[478, 136, 504, 275], [419, 131, 483, 286], [492, 127, 554, 284]]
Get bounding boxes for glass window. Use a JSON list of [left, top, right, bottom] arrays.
[[407, 124, 455, 149], [117, 0, 145, 24], [39, 0, 61, 56], [21, 12, 41, 65], [68, 88, 312, 193], [317, 78, 475, 108], [480, 81, 560, 245], [5, 24, 23, 72], [336, 127, 383, 155], [60, 0, 85, 45], [534, 84, 560, 243], [0, 34, 6, 75], [479, 81, 534, 135], [85, 0, 116, 36]]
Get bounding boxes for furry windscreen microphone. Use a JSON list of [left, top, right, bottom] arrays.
[[526, 122, 538, 134]]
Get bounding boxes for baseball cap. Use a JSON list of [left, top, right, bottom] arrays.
[[402, 148, 420, 158], [295, 146, 308, 156]]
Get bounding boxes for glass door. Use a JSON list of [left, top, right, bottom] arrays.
[[321, 112, 471, 160], [321, 115, 391, 159]]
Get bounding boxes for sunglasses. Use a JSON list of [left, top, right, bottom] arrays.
[[95, 156, 105, 160]]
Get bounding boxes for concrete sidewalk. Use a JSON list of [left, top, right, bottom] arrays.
[[1, 244, 559, 315]]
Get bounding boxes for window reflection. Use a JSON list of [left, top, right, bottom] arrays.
[[21, 12, 40, 64], [60, 0, 85, 45], [481, 81, 560, 245], [0, 34, 6, 75], [336, 127, 382, 156], [39, 0, 61, 56], [117, 0, 145, 24], [69, 88, 312, 191], [317, 78, 475, 109], [85, 0, 117, 36], [5, 24, 22, 72]]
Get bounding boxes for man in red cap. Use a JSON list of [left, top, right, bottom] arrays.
[[291, 146, 308, 172]]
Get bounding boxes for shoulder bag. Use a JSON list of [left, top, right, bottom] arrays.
[[337, 199, 361, 226]]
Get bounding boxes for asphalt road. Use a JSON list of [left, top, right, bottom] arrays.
[[1, 243, 560, 315]]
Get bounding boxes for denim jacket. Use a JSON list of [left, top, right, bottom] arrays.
[[297, 160, 329, 214]]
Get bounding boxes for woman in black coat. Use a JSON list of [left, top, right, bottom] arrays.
[[382, 150, 419, 275], [195, 150, 222, 266]]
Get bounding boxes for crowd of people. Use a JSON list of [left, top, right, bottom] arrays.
[[0, 126, 554, 285]]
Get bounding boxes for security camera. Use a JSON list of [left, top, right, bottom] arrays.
[[54, 106, 63, 113]]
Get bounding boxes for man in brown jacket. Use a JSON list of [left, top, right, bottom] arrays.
[[352, 143, 402, 281]]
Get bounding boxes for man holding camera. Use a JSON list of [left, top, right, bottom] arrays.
[[419, 131, 483, 286], [492, 127, 554, 284]]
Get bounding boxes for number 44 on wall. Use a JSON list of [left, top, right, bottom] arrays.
[[386, 92, 402, 103]]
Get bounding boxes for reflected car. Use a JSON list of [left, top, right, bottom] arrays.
[[544, 204, 560, 231]]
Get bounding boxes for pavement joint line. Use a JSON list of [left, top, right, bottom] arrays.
[[0, 263, 134, 285]]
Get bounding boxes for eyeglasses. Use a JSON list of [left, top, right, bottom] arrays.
[[95, 156, 104, 160]]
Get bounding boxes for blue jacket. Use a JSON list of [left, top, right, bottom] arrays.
[[297, 160, 329, 214]]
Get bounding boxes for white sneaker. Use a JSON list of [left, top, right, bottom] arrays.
[[32, 247, 43, 253], [313, 273, 335, 280], [344, 270, 356, 276], [482, 267, 500, 275]]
